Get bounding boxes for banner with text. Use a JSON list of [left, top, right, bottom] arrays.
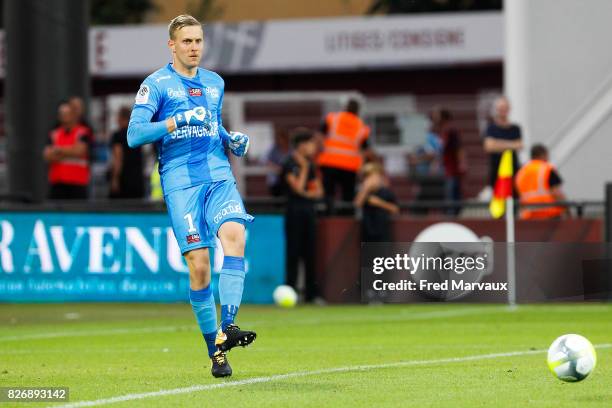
[[87, 12, 502, 76], [0, 213, 284, 303]]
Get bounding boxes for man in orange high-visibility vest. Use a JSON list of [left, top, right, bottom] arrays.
[[43, 101, 91, 199], [515, 144, 565, 219], [318, 99, 372, 214]]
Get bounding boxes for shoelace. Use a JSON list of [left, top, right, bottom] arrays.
[[213, 352, 226, 365]]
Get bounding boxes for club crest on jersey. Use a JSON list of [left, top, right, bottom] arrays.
[[205, 87, 220, 99], [189, 88, 202, 97], [134, 85, 150, 104], [187, 233, 201, 244]]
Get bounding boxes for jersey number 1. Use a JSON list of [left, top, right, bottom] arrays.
[[184, 213, 196, 233]]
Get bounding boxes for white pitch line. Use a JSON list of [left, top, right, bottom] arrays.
[[51, 344, 612, 408], [0, 307, 500, 343]]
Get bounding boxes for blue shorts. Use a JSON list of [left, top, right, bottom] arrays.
[[165, 179, 254, 254]]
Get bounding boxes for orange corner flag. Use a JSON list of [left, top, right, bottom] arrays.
[[489, 150, 514, 218]]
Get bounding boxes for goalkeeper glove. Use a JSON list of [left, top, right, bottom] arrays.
[[173, 107, 209, 128], [228, 131, 249, 157]]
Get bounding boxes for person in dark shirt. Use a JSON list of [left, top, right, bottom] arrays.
[[483, 96, 523, 186], [109, 106, 145, 199], [354, 162, 399, 242], [439, 109, 466, 215], [281, 128, 323, 302]]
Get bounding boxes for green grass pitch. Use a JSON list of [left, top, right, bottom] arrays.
[[0, 303, 610, 407]]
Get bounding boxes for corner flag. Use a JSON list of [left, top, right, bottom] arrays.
[[489, 150, 514, 218]]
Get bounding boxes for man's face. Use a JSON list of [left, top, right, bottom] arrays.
[[495, 98, 510, 120], [169, 25, 204, 69], [69, 97, 84, 118], [58, 104, 75, 127], [302, 139, 317, 158]]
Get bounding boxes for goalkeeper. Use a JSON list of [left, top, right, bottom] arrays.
[[127, 14, 255, 378]]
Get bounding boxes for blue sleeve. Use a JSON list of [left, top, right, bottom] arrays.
[[127, 107, 168, 148], [127, 79, 168, 148], [217, 89, 230, 145]]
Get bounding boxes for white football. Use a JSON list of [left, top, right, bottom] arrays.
[[547, 334, 597, 382], [273, 285, 297, 308]]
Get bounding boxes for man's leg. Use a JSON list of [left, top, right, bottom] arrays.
[[285, 209, 301, 290], [339, 169, 356, 215], [302, 209, 318, 302], [165, 184, 231, 378], [215, 220, 256, 351], [184, 248, 217, 358], [321, 167, 337, 214]]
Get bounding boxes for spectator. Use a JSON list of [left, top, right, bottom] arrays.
[[264, 131, 290, 196], [109, 106, 145, 199], [281, 128, 323, 303], [354, 162, 399, 242], [409, 108, 445, 214], [483, 96, 523, 187], [318, 98, 373, 214], [439, 109, 467, 215], [515, 144, 566, 219], [43, 102, 90, 199], [411, 109, 443, 176]]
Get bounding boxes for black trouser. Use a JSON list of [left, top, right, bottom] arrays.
[[321, 167, 356, 215], [49, 183, 88, 200], [285, 206, 318, 302]]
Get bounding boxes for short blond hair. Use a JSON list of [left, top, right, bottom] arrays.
[[361, 162, 384, 178], [168, 14, 201, 40]]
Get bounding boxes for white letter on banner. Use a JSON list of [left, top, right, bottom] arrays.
[[88, 227, 121, 273], [24, 220, 53, 273], [167, 227, 188, 273], [0, 221, 15, 273], [125, 227, 160, 273], [50, 226, 86, 272]]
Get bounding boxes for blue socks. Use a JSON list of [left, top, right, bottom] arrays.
[[218, 256, 246, 331], [190, 256, 246, 357], [189, 285, 217, 358]]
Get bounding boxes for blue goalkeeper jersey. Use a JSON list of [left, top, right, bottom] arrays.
[[130, 63, 233, 195]]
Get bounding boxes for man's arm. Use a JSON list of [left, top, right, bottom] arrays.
[[304, 176, 323, 199], [54, 132, 90, 159], [285, 157, 311, 197], [127, 107, 175, 148], [127, 80, 190, 148], [367, 195, 400, 214], [549, 169, 565, 202], [55, 141, 88, 158], [43, 135, 61, 162], [483, 137, 523, 153]]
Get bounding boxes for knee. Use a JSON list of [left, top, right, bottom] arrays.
[[190, 263, 210, 289], [185, 251, 211, 290], [219, 222, 245, 255]]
